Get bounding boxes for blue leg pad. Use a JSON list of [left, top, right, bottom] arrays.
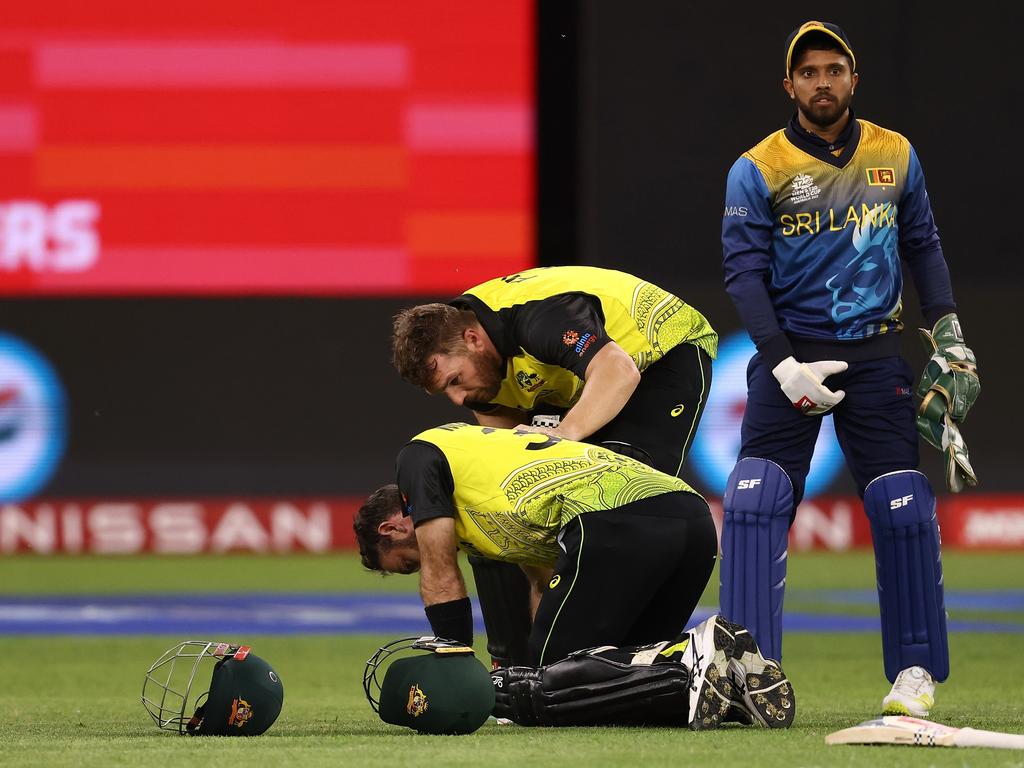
[[719, 457, 793, 661], [864, 470, 949, 683]]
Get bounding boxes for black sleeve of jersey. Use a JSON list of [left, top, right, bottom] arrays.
[[511, 293, 611, 379], [903, 248, 956, 327], [395, 441, 456, 526]]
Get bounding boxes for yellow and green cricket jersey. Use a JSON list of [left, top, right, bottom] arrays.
[[453, 266, 717, 412], [396, 423, 699, 567]]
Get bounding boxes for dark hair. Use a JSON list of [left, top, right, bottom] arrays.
[[391, 304, 478, 389], [353, 484, 404, 572], [789, 31, 851, 75]]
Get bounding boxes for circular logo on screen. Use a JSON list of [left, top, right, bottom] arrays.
[[688, 332, 844, 500], [0, 333, 67, 502]]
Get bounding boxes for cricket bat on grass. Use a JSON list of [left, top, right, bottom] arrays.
[[826, 716, 1024, 749]]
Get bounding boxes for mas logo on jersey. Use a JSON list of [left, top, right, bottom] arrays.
[[866, 167, 896, 186], [562, 330, 579, 346], [0, 333, 67, 502]]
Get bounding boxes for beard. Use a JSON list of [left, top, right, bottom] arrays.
[[465, 348, 504, 404], [797, 90, 853, 128], [381, 529, 415, 550]]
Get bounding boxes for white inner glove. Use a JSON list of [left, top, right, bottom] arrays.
[[771, 356, 848, 415]]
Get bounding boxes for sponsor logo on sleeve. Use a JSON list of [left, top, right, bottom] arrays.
[[563, 331, 595, 357]]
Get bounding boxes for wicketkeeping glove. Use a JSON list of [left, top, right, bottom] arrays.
[[916, 410, 977, 493], [917, 313, 980, 423], [772, 356, 848, 415]]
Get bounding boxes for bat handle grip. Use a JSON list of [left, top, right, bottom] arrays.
[[956, 728, 1024, 750]]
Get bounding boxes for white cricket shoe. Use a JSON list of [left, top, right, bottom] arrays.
[[882, 666, 936, 717], [685, 615, 735, 730]]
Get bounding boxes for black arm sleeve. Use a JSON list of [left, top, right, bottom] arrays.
[[511, 293, 611, 379], [724, 270, 794, 368], [395, 441, 456, 526], [903, 248, 957, 327], [424, 597, 474, 647], [897, 146, 956, 326]]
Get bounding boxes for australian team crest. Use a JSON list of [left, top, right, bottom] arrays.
[[406, 684, 429, 717], [227, 697, 254, 728], [515, 371, 545, 392]]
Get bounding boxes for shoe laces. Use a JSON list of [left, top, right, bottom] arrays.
[[689, 653, 705, 692], [687, 636, 705, 692], [728, 663, 748, 698]]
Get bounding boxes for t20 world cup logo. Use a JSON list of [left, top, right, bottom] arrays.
[[0, 333, 67, 502]]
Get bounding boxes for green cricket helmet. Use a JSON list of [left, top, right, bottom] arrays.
[[364, 636, 495, 735], [142, 640, 284, 736]]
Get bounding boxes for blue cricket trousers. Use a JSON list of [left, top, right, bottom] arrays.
[[738, 353, 919, 505]]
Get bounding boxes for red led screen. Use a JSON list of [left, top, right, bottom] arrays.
[[0, 1, 534, 296]]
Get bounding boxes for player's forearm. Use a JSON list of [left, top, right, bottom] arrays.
[[415, 517, 467, 606], [473, 405, 524, 429], [420, 570, 472, 646], [559, 346, 640, 441], [418, 540, 467, 606], [419, 568, 468, 606]]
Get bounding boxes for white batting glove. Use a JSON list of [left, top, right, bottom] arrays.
[[771, 356, 848, 415]]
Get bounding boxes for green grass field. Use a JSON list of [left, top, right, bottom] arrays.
[[1, 551, 1022, 767]]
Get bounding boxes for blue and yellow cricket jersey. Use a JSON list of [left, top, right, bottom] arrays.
[[722, 115, 954, 363]]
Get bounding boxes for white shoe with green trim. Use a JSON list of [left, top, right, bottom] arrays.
[[882, 666, 936, 717]]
